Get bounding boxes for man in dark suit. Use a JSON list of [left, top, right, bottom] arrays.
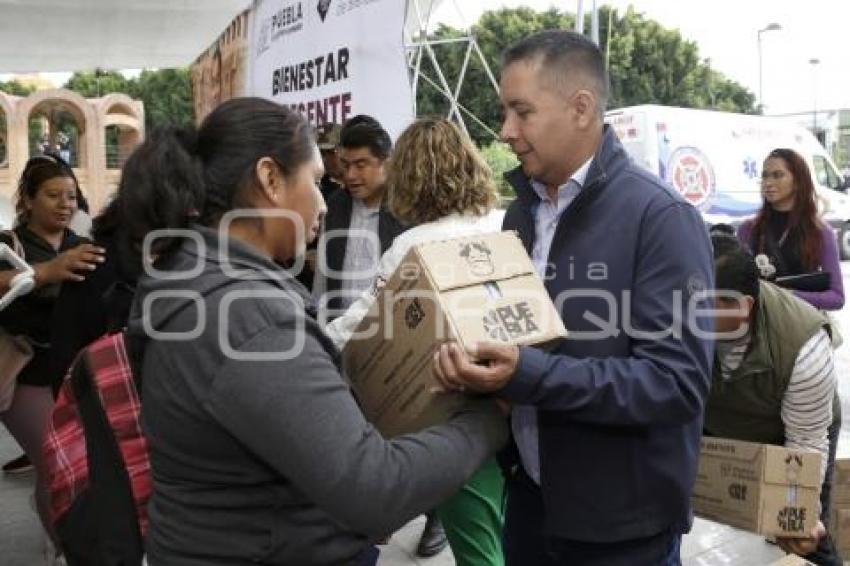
[[313, 116, 405, 321]]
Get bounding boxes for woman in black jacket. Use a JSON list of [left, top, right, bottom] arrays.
[[0, 154, 103, 545]]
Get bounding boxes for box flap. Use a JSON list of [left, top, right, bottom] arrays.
[[414, 231, 534, 292], [762, 445, 821, 488], [441, 275, 567, 350], [700, 437, 765, 464]]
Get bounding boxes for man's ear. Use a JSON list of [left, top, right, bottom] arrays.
[[572, 89, 597, 128]]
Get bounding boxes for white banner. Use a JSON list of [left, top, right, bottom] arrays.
[[249, 0, 414, 139]]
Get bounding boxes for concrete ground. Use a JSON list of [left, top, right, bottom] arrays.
[[6, 264, 850, 565]]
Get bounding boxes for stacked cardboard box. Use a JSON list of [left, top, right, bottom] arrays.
[[692, 437, 821, 538], [830, 459, 850, 561], [769, 555, 816, 566]]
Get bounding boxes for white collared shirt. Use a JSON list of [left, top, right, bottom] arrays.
[[514, 155, 593, 485]]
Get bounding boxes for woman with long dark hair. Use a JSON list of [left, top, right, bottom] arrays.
[[129, 99, 506, 566], [738, 147, 844, 310]]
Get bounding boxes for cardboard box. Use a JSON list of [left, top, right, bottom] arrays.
[[830, 507, 850, 552], [769, 555, 816, 566], [692, 437, 821, 538], [343, 231, 567, 437], [832, 459, 850, 507]]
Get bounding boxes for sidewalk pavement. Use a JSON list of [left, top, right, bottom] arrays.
[[0, 424, 788, 566]]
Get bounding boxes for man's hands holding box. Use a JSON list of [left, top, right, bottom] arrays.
[[432, 341, 519, 394]]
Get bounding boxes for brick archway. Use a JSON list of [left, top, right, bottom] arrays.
[[1, 89, 144, 212]]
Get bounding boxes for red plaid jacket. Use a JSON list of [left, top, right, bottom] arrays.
[[43, 332, 151, 534]]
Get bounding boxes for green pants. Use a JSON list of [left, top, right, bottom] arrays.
[[437, 458, 505, 566]]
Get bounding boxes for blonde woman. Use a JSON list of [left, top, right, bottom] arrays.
[[326, 117, 506, 566]]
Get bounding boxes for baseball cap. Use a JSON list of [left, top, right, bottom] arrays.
[[316, 123, 342, 151]]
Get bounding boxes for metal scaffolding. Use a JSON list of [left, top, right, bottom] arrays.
[[403, 0, 500, 139]]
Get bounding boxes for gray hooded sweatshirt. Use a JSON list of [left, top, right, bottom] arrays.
[[130, 226, 506, 565]]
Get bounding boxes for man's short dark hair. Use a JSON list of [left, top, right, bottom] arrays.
[[712, 234, 760, 302], [502, 30, 609, 116], [339, 114, 392, 160]]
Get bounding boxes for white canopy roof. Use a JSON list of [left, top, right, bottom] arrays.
[[0, 0, 452, 74], [0, 0, 252, 73]]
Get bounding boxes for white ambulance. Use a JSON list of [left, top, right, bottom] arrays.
[[606, 105, 850, 258]]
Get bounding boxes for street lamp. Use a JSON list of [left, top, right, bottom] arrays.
[[810, 57, 821, 139], [757, 22, 782, 112]]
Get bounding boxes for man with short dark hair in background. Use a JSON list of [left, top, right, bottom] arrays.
[[312, 115, 406, 320]]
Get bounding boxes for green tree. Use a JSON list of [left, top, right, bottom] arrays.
[[64, 69, 132, 98], [63, 68, 193, 131], [0, 80, 36, 96], [131, 68, 193, 131], [416, 6, 756, 145], [480, 141, 519, 200]]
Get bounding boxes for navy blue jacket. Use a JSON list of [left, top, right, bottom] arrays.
[[501, 126, 715, 543]]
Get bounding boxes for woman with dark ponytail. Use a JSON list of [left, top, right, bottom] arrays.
[[130, 98, 507, 566]]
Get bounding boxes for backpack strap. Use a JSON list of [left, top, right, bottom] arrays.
[[66, 347, 145, 563]]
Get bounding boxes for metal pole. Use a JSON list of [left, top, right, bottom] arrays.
[[590, 0, 599, 45], [756, 24, 781, 114], [757, 30, 764, 112], [810, 58, 820, 139], [605, 7, 613, 70], [575, 0, 585, 34]]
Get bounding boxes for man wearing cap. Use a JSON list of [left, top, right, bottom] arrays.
[[316, 123, 344, 201], [294, 123, 347, 290]]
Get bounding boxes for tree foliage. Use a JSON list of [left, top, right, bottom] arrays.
[[62, 68, 193, 131], [416, 6, 757, 145], [63, 70, 131, 98], [130, 69, 193, 131], [0, 79, 36, 97]]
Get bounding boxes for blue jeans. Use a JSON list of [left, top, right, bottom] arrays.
[[503, 468, 681, 566]]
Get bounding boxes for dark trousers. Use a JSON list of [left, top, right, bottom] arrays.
[[805, 414, 842, 566], [356, 545, 379, 566], [503, 468, 681, 566]]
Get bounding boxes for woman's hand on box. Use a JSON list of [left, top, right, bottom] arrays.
[[776, 519, 825, 557], [432, 341, 518, 394]]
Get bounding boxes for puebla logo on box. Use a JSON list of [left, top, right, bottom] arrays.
[[483, 302, 540, 342]]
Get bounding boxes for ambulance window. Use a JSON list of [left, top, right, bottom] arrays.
[[814, 155, 842, 191], [826, 161, 842, 191], [813, 156, 830, 187]]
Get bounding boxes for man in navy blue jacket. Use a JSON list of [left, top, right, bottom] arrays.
[[433, 30, 714, 565]]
